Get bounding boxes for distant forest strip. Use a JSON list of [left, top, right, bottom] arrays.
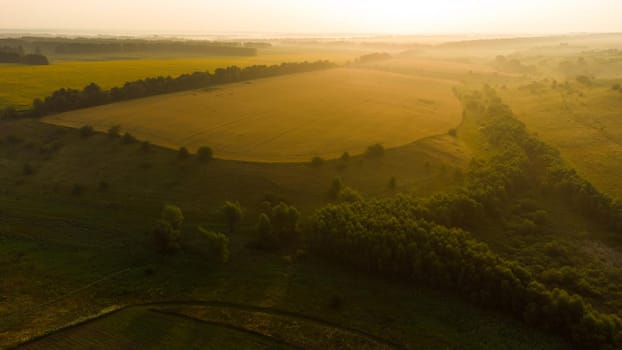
[[310, 87, 622, 349], [0, 60, 337, 119], [0, 46, 48, 65], [0, 37, 269, 56]]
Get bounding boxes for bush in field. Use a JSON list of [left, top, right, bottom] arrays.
[[121, 132, 137, 144], [220, 201, 243, 234], [328, 177, 343, 200], [178, 146, 190, 160], [198, 226, 229, 263], [141, 141, 152, 152], [340, 152, 350, 162], [197, 146, 213, 162], [107, 125, 121, 138], [80, 125, 94, 138], [152, 205, 184, 253], [365, 143, 384, 158], [337, 187, 363, 203]]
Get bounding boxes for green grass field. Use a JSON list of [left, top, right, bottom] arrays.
[[43, 68, 462, 162], [0, 47, 361, 110], [499, 80, 622, 198]]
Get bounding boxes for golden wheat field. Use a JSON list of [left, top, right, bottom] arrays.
[[44, 68, 462, 162]]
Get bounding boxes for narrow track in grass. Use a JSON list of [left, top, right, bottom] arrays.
[[13, 300, 407, 350]]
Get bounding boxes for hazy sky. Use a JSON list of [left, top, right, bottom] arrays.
[[2, 0, 621, 34]]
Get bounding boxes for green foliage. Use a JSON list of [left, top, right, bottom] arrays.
[[256, 213, 274, 246], [152, 205, 184, 253], [107, 125, 121, 138], [337, 187, 363, 203], [79, 125, 94, 138], [365, 143, 385, 158], [161, 204, 184, 230], [178, 146, 190, 160], [220, 201, 243, 234], [271, 202, 300, 242], [328, 177, 343, 200], [197, 146, 213, 162], [198, 226, 229, 263]]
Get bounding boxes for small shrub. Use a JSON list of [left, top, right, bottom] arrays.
[[448, 128, 458, 137], [340, 152, 350, 161], [220, 201, 243, 234], [80, 125, 94, 138], [198, 226, 230, 263], [197, 146, 213, 162], [365, 143, 384, 158], [338, 187, 363, 203], [107, 125, 121, 138], [121, 132, 137, 144], [178, 146, 190, 160], [141, 141, 152, 152]]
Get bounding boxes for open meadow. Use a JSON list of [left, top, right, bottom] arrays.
[[43, 68, 462, 162]]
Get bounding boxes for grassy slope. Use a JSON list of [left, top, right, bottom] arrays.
[[43, 68, 462, 162], [0, 119, 570, 349], [499, 81, 622, 198]]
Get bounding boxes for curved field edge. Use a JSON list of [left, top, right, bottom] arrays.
[[42, 68, 463, 162]]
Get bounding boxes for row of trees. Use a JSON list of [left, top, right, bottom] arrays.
[[0, 46, 48, 65], [22, 61, 335, 118], [308, 87, 622, 349], [310, 203, 621, 349]]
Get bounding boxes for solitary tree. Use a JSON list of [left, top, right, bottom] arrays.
[[152, 204, 184, 253], [221, 201, 243, 234], [329, 177, 344, 200]]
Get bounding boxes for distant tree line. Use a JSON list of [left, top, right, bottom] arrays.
[[0, 37, 265, 56], [309, 87, 622, 349], [355, 52, 392, 64], [0, 46, 48, 65], [0, 60, 336, 119]]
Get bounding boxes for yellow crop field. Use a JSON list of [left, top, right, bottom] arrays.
[[500, 84, 622, 197], [44, 68, 462, 162], [0, 48, 359, 109]]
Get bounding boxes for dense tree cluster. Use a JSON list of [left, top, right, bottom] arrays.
[[308, 87, 622, 349], [0, 46, 48, 65], [254, 202, 300, 248], [310, 203, 622, 349], [151, 205, 184, 253], [355, 52, 392, 64], [23, 60, 335, 118]]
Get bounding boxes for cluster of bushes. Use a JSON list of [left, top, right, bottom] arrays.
[[23, 60, 335, 118], [255, 201, 300, 249], [310, 203, 622, 349]]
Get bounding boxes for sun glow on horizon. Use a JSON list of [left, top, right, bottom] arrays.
[[1, 0, 621, 34]]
